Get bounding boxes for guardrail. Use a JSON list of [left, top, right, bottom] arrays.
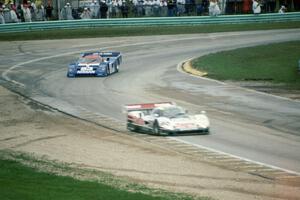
[[0, 12, 300, 33]]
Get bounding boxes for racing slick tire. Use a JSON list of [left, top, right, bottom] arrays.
[[203, 128, 210, 134], [153, 121, 161, 135], [67, 73, 75, 78], [107, 66, 110, 76]]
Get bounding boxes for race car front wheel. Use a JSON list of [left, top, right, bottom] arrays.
[[153, 121, 161, 135]]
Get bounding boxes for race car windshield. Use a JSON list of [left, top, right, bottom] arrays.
[[78, 57, 101, 63], [162, 107, 186, 118]]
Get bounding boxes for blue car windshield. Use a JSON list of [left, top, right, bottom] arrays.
[[78, 57, 101, 63]]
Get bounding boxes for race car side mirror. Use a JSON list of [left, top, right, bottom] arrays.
[[139, 113, 143, 118]]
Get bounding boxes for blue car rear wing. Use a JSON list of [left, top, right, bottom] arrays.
[[99, 52, 121, 57], [80, 52, 121, 58]]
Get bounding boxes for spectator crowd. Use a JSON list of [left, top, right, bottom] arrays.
[[0, 0, 297, 24]]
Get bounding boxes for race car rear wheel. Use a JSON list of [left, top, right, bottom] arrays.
[[153, 121, 161, 135]]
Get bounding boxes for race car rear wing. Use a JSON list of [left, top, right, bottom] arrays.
[[99, 52, 121, 57], [124, 102, 175, 112], [81, 52, 121, 58]]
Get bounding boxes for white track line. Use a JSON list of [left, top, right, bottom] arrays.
[[169, 137, 300, 176]]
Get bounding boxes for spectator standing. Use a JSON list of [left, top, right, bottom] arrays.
[[185, 0, 192, 15], [136, 0, 144, 17], [160, 0, 168, 16], [3, 5, 12, 23], [132, 0, 138, 17], [167, 0, 176, 16], [67, 3, 74, 20], [252, 0, 261, 14], [35, 3, 45, 21], [28, 1, 36, 21], [117, 0, 123, 17], [100, 0, 108, 18], [60, 3, 74, 20], [153, 0, 160, 16], [278, 5, 286, 13], [202, 0, 209, 14], [81, 7, 91, 19], [22, 3, 32, 22], [10, 2, 17, 12], [107, 0, 112, 18], [219, 0, 226, 13], [17, 5, 25, 22], [45, 1, 53, 20], [195, 0, 204, 15], [144, 0, 151, 16], [209, 0, 220, 16], [120, 0, 129, 17], [177, 0, 185, 16], [90, 0, 99, 18], [60, 5, 67, 19], [0, 7, 5, 24], [243, 0, 251, 13], [110, 0, 117, 17], [9, 3, 19, 22]]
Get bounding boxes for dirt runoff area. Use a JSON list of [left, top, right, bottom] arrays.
[[0, 85, 299, 200]]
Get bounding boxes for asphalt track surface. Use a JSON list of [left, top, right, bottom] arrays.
[[1, 29, 300, 174]]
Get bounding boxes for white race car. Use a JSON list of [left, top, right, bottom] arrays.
[[125, 102, 210, 135]]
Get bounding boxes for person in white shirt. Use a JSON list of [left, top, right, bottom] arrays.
[[65, 2, 73, 20], [160, 0, 168, 17], [9, 3, 19, 23], [27, 1, 36, 21], [90, 0, 100, 18], [252, 0, 261, 14], [278, 5, 286, 14], [22, 3, 32, 22], [144, 0, 152, 16], [209, 0, 220, 16], [153, 0, 160, 16], [81, 7, 92, 19]]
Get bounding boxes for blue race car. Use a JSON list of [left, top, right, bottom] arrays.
[[67, 51, 122, 77]]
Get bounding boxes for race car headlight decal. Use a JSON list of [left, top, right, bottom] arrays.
[[160, 121, 170, 126], [160, 121, 174, 130]]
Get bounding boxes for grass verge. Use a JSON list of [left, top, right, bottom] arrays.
[[192, 41, 300, 89], [0, 21, 300, 41], [0, 150, 210, 200]]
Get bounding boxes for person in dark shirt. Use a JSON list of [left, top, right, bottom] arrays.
[[120, 1, 129, 18], [167, 0, 176, 16], [45, 2, 53, 20], [100, 0, 108, 18]]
